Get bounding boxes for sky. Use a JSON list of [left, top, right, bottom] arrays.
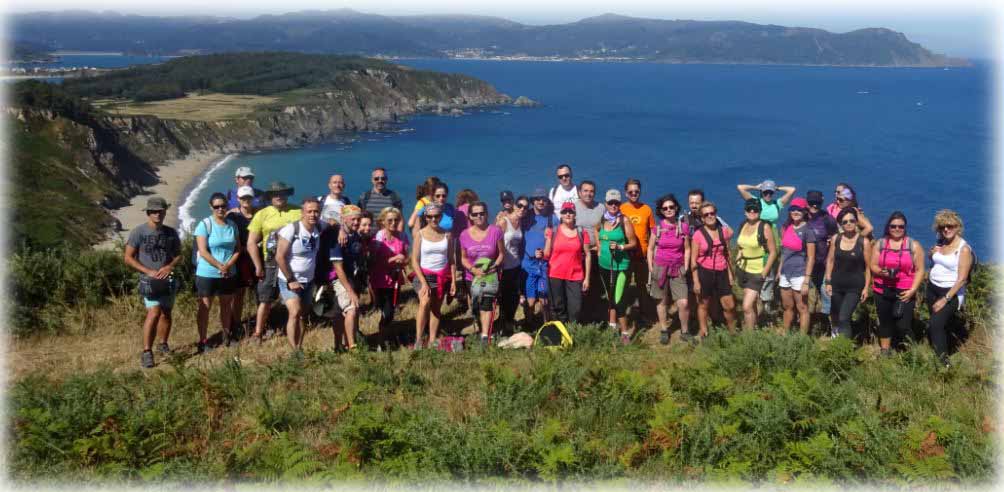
[[3, 0, 998, 58]]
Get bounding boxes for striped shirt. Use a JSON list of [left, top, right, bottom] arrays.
[[358, 188, 403, 216]]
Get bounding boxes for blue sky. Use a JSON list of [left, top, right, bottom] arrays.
[[6, 1, 997, 58]]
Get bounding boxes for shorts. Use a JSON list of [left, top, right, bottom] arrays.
[[523, 271, 549, 299], [736, 269, 764, 292], [413, 274, 446, 300], [194, 275, 236, 297], [255, 264, 279, 304], [333, 281, 358, 313], [648, 265, 688, 301], [779, 273, 806, 291], [143, 292, 176, 309], [278, 278, 314, 307], [696, 266, 732, 299]]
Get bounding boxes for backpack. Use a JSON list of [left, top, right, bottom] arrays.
[[534, 320, 573, 350], [192, 217, 213, 265], [697, 226, 730, 264], [735, 221, 767, 269], [652, 218, 688, 243]]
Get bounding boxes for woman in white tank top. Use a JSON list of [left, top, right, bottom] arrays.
[[925, 209, 974, 366], [410, 203, 457, 349]]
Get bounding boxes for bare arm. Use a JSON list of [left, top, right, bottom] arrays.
[[905, 240, 925, 298], [410, 231, 428, 291], [123, 244, 155, 277], [275, 236, 296, 288], [804, 242, 816, 278], [737, 184, 756, 201], [542, 228, 554, 259], [777, 186, 796, 206], [247, 230, 264, 275], [861, 238, 872, 300], [493, 236, 506, 272], [621, 220, 638, 251], [857, 210, 874, 237], [646, 230, 657, 270], [824, 235, 836, 283], [763, 224, 778, 274]]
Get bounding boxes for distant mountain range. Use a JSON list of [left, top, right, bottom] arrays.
[[9, 9, 968, 67]]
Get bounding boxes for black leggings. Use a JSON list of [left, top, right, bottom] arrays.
[[548, 277, 583, 323], [874, 289, 916, 348], [829, 285, 863, 338], [926, 282, 968, 363], [498, 268, 521, 335], [374, 288, 396, 327], [599, 267, 629, 318]]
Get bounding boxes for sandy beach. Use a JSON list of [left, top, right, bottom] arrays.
[[96, 150, 225, 249]]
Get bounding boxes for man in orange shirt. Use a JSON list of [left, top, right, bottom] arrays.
[[620, 178, 656, 323]]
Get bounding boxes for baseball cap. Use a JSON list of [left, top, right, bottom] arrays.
[[340, 205, 362, 218], [560, 202, 576, 213], [806, 190, 824, 205], [744, 197, 761, 211], [789, 197, 809, 210], [532, 187, 548, 199], [237, 186, 255, 198], [500, 190, 514, 203], [759, 179, 777, 192], [605, 189, 622, 202], [234, 166, 254, 178]]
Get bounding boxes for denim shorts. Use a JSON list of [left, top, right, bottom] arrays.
[[278, 278, 313, 307]]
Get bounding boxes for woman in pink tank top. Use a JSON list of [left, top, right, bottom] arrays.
[[869, 211, 925, 355]]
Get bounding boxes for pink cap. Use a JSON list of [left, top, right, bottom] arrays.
[[560, 202, 577, 213], [789, 197, 809, 210]]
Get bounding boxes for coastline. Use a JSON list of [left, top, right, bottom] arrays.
[[95, 151, 230, 249]]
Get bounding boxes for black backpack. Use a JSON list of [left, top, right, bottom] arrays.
[[698, 225, 730, 263]]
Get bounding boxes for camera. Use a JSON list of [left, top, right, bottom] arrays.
[[886, 267, 899, 279]]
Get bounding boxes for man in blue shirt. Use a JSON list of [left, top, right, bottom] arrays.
[[521, 187, 553, 329], [226, 166, 263, 210]]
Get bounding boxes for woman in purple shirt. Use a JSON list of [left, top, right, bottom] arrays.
[[646, 194, 691, 345], [459, 201, 505, 345]]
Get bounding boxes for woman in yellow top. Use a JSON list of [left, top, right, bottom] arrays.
[[735, 198, 777, 330], [407, 176, 441, 230]]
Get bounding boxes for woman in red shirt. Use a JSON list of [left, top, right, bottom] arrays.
[[543, 202, 592, 323]]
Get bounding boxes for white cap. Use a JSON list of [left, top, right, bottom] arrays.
[[234, 166, 254, 178], [321, 208, 340, 222], [237, 186, 255, 198]]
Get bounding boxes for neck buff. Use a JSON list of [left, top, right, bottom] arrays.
[[603, 209, 621, 225]]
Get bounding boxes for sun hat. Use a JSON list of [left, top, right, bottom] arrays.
[[531, 187, 548, 199], [237, 186, 255, 198], [605, 189, 622, 202], [144, 196, 170, 211], [234, 166, 254, 178], [263, 181, 294, 198]]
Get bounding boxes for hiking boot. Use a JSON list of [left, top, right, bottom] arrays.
[[156, 342, 171, 354], [224, 335, 238, 348], [659, 330, 670, 345], [197, 340, 212, 354], [140, 350, 154, 369]]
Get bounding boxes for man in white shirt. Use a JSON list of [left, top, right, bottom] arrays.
[[320, 174, 351, 222], [275, 197, 325, 350], [548, 163, 579, 206]]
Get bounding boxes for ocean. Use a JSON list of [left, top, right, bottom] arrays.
[[173, 60, 993, 256]]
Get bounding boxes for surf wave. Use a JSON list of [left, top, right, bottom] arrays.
[[178, 154, 236, 238]]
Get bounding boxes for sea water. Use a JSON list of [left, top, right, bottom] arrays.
[[180, 60, 993, 256]]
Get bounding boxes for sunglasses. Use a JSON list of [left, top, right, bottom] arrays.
[[557, 173, 571, 179], [238, 175, 254, 180], [745, 207, 759, 213], [146, 210, 166, 215], [372, 176, 387, 182], [426, 215, 442, 220], [560, 210, 576, 215], [761, 190, 775, 195], [626, 190, 640, 195], [940, 224, 958, 230], [606, 200, 620, 206], [841, 219, 858, 225], [515, 203, 527, 209], [702, 212, 717, 218], [469, 212, 486, 218], [889, 224, 905, 230], [661, 205, 677, 211], [835, 197, 849, 203], [386, 218, 400, 223], [808, 202, 822, 208], [212, 204, 227, 210]]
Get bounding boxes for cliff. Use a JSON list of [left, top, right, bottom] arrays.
[[8, 59, 511, 248]]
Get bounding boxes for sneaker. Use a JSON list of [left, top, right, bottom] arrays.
[[659, 330, 670, 345], [197, 340, 211, 354], [480, 335, 489, 347], [224, 335, 237, 348], [140, 350, 154, 369], [620, 333, 631, 345], [156, 342, 171, 354]]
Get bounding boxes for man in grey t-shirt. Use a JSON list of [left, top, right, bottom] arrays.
[[574, 180, 604, 322], [124, 196, 181, 369]]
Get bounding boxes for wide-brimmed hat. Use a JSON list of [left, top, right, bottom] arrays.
[[263, 181, 295, 198], [144, 196, 170, 212]]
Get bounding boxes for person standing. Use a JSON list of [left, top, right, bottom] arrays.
[[925, 209, 973, 366], [496, 195, 527, 336], [521, 187, 554, 330], [411, 204, 457, 349], [598, 189, 638, 343], [328, 205, 367, 351], [320, 174, 352, 221], [805, 190, 838, 332], [691, 201, 736, 337], [870, 212, 925, 354], [620, 178, 656, 323], [647, 194, 691, 343], [543, 202, 592, 324], [124, 196, 181, 369], [827, 184, 874, 237], [226, 166, 262, 210], [274, 198, 325, 351], [358, 167, 404, 231], [246, 182, 301, 342], [778, 198, 817, 335], [737, 179, 796, 231], [226, 185, 257, 338], [823, 208, 871, 339], [548, 163, 579, 206], [369, 207, 410, 348], [734, 198, 777, 330], [193, 192, 241, 352], [459, 202, 505, 344], [575, 181, 604, 322]]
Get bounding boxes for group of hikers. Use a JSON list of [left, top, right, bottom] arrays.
[[124, 164, 975, 369]]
